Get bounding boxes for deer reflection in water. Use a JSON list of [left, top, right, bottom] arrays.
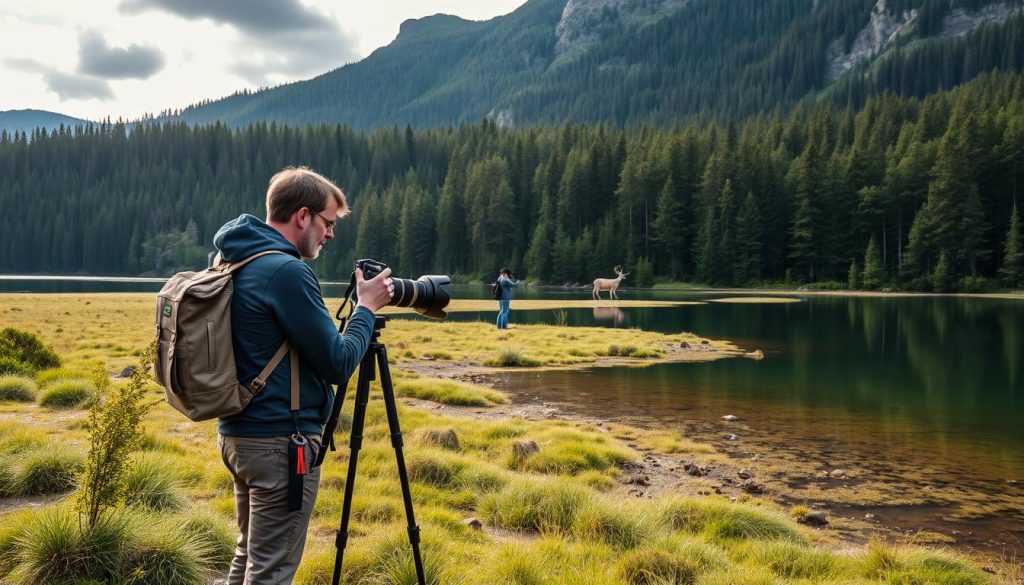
[[592, 305, 626, 324]]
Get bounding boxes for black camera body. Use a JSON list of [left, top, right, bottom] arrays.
[[354, 258, 451, 320]]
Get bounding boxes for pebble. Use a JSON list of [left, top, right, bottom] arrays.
[[721, 414, 740, 421]]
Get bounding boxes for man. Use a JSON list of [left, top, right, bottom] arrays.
[[213, 166, 393, 584], [495, 267, 520, 329]]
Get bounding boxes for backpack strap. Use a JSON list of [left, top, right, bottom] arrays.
[[248, 341, 291, 395]]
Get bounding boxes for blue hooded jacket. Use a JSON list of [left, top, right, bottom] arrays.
[[213, 214, 374, 437]]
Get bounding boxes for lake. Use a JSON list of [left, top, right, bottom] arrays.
[[4, 276, 1022, 551]]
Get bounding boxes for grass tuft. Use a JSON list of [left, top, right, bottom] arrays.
[[616, 548, 699, 585], [479, 478, 591, 534], [10, 448, 84, 496], [572, 500, 652, 549], [39, 379, 93, 408], [484, 347, 542, 367], [0, 375, 38, 402], [123, 455, 187, 511], [658, 497, 803, 543], [414, 428, 461, 451], [396, 379, 507, 406]]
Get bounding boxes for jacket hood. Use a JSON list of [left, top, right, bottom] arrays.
[[213, 214, 299, 263]]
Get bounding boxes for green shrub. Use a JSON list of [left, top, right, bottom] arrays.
[[0, 328, 61, 372], [616, 548, 699, 585], [0, 357, 32, 377], [39, 379, 93, 408], [0, 375, 38, 402], [11, 448, 84, 495], [123, 456, 186, 511]]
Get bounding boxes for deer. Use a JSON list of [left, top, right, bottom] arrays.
[[592, 266, 629, 300]]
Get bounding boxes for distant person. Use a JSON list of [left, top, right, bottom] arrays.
[[213, 167, 393, 584], [495, 267, 520, 329]]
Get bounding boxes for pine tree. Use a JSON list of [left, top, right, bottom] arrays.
[[734, 192, 763, 285], [1000, 204, 1023, 287], [933, 251, 954, 292], [652, 177, 686, 279], [862, 235, 885, 290], [848, 260, 860, 290]]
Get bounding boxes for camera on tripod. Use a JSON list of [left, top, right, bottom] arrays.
[[355, 258, 451, 320]]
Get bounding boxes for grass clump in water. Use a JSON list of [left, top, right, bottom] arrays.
[[39, 379, 93, 408], [0, 375, 37, 402]]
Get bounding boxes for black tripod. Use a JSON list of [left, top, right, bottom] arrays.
[[326, 316, 425, 585]]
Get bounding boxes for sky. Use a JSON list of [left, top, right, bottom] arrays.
[[0, 0, 528, 121]]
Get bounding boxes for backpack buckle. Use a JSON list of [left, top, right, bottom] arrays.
[[249, 377, 267, 394]]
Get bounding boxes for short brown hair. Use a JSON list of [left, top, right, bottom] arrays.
[[266, 167, 348, 223]]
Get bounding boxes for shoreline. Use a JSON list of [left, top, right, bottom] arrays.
[[394, 356, 1024, 567]]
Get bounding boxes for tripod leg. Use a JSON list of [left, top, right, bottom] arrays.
[[375, 347, 426, 585], [332, 351, 375, 585]]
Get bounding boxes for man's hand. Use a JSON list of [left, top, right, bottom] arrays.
[[355, 266, 394, 312]]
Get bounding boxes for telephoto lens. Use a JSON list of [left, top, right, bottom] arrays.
[[356, 259, 451, 319]]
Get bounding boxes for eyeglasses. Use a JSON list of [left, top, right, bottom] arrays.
[[313, 212, 337, 232]]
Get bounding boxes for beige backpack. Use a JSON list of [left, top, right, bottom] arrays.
[[154, 251, 298, 421]]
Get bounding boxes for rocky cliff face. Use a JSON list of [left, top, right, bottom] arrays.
[[553, 0, 690, 65], [827, 0, 1022, 82], [827, 0, 917, 81], [941, 1, 1022, 37]]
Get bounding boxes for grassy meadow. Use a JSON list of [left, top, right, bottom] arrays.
[[0, 293, 1000, 584]]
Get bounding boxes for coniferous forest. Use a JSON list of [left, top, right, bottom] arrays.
[[2, 71, 1023, 291]]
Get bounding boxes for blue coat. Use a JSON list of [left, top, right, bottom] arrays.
[[498, 275, 520, 300], [213, 214, 374, 437]]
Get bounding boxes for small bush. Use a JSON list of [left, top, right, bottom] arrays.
[[616, 548, 699, 585], [0, 357, 32, 377], [39, 379, 93, 408], [11, 448, 84, 495], [0, 328, 61, 371], [0, 375, 38, 402]]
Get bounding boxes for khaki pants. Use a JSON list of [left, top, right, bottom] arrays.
[[219, 435, 322, 585]]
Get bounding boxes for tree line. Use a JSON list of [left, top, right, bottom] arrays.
[[1, 71, 1022, 291]]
